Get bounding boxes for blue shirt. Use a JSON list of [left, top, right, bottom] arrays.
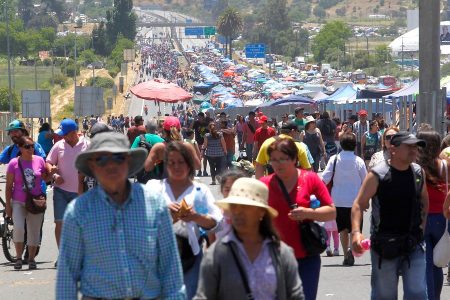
[[0, 143, 46, 164], [37, 130, 54, 154], [56, 183, 185, 299]]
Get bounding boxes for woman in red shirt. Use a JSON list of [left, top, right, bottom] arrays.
[[417, 130, 450, 300], [260, 137, 336, 300]]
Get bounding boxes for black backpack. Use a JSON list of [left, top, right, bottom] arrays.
[[135, 135, 164, 183]]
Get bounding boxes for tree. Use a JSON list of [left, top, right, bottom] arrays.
[[105, 0, 137, 47], [311, 20, 352, 62], [374, 44, 391, 65], [217, 7, 243, 59], [18, 0, 34, 27], [41, 0, 67, 22], [0, 88, 20, 112], [92, 21, 108, 56]]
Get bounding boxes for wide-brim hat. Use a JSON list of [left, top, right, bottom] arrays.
[[75, 132, 147, 178], [215, 178, 278, 218], [305, 115, 316, 125]]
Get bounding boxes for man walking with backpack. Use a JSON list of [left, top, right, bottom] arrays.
[[351, 132, 429, 299], [131, 119, 164, 183], [317, 111, 337, 164]]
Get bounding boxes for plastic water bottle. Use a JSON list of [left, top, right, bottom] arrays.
[[352, 239, 371, 257], [310, 195, 320, 209], [194, 187, 208, 215]]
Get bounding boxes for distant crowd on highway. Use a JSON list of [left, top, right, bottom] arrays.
[[1, 40, 450, 300]]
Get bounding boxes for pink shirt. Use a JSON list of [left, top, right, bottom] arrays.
[[46, 137, 89, 193], [243, 120, 259, 144], [7, 156, 46, 203]]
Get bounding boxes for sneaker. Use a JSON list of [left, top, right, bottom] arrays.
[[326, 246, 333, 257], [28, 260, 37, 270], [14, 259, 22, 270], [196, 171, 202, 177], [346, 249, 355, 266], [203, 171, 209, 177], [333, 249, 340, 256]]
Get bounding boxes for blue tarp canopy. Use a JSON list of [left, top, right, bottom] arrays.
[[197, 64, 221, 84], [316, 84, 357, 103]]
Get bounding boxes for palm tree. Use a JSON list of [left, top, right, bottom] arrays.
[[217, 7, 243, 59]]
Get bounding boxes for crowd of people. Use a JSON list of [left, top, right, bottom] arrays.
[[1, 105, 450, 300]]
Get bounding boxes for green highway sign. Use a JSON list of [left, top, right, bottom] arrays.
[[204, 27, 216, 35]]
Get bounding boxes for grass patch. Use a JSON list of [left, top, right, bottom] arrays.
[[0, 64, 62, 95], [54, 102, 74, 122]]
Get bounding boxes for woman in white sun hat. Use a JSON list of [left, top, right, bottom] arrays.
[[194, 177, 304, 300]]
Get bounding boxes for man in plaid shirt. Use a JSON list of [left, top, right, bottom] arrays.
[[56, 132, 185, 299]]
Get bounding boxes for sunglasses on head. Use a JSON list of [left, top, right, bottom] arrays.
[[91, 153, 127, 167], [22, 144, 34, 149]]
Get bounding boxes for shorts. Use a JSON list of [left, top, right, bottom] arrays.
[[336, 207, 363, 233], [53, 187, 78, 221]]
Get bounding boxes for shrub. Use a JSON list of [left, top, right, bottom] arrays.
[[86, 76, 114, 88]]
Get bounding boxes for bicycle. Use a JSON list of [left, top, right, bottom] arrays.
[[0, 196, 16, 262]]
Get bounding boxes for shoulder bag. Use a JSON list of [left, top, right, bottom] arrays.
[[18, 158, 47, 214], [276, 175, 328, 256], [433, 160, 450, 267], [228, 243, 254, 300], [325, 154, 338, 192]]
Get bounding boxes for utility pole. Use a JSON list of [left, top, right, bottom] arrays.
[[5, 1, 13, 116], [419, 0, 442, 133], [401, 37, 404, 71], [74, 27, 78, 89]]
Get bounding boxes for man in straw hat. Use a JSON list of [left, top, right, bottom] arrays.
[[56, 132, 185, 299]]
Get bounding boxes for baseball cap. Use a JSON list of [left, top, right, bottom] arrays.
[[258, 115, 268, 124], [163, 116, 181, 131], [358, 109, 368, 116], [55, 119, 78, 136], [281, 121, 298, 131], [390, 131, 426, 148], [6, 119, 26, 132]]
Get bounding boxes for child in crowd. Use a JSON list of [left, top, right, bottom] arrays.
[[325, 219, 340, 256]]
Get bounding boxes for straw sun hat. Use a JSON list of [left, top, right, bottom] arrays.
[[215, 178, 278, 218]]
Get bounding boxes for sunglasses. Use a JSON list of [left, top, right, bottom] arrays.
[[385, 134, 394, 141], [22, 144, 34, 149], [91, 153, 128, 167]]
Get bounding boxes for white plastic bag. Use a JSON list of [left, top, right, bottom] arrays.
[[433, 221, 450, 267]]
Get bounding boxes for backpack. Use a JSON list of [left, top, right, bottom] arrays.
[[135, 135, 164, 183], [320, 119, 334, 136]]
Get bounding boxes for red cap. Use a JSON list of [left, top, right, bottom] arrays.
[[163, 116, 181, 131], [358, 109, 368, 116], [258, 115, 268, 124]]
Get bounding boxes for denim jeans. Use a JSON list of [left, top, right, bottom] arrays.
[[246, 143, 254, 162], [425, 214, 450, 300], [370, 245, 427, 300], [297, 255, 321, 300], [184, 251, 203, 300], [225, 152, 234, 169]]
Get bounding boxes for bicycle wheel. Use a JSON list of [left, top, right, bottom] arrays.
[[2, 219, 16, 262]]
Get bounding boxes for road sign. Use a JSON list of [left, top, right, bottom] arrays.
[[245, 44, 266, 59], [265, 54, 274, 64], [185, 27, 204, 36], [204, 27, 216, 35], [107, 97, 113, 110], [22, 90, 51, 118], [123, 49, 135, 61], [74, 87, 104, 116], [121, 62, 128, 76]]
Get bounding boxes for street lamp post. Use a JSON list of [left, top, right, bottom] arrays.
[[4, 1, 13, 116]]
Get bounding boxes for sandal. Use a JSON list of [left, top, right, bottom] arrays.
[[14, 259, 22, 270], [28, 260, 37, 270]]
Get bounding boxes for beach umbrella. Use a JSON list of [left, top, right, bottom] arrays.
[[130, 79, 192, 103]]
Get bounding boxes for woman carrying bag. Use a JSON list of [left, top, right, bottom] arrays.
[[5, 136, 51, 270], [260, 137, 336, 300], [194, 177, 304, 300]]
